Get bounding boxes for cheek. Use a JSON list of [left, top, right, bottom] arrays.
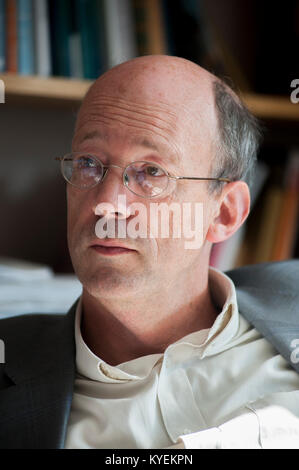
[[67, 188, 94, 243], [67, 189, 80, 234], [172, 186, 214, 239]]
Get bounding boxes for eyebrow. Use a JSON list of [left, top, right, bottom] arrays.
[[78, 130, 179, 166]]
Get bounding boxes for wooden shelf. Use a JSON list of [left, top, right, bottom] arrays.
[[241, 92, 299, 122], [1, 73, 299, 121], [0, 73, 92, 107]]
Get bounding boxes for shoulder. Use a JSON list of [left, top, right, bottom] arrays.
[[0, 312, 67, 351], [0, 304, 77, 381], [225, 260, 299, 296], [0, 302, 77, 346]]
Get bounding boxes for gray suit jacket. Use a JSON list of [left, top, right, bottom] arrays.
[[0, 260, 298, 449]]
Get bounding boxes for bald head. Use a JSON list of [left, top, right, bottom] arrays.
[[74, 56, 223, 178], [73, 55, 260, 189], [78, 55, 217, 121]]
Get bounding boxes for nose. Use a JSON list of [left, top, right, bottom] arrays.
[[95, 196, 131, 219], [93, 165, 132, 220]]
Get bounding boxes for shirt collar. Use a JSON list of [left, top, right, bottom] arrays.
[[74, 267, 240, 382], [75, 297, 162, 382]]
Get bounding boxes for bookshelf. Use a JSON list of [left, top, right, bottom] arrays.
[[240, 93, 299, 122], [1, 73, 299, 122], [0, 0, 298, 273], [0, 73, 92, 106]]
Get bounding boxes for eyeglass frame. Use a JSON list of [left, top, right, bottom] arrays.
[[55, 153, 231, 199]]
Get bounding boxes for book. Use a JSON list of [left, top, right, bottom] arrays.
[[17, 0, 35, 75], [144, 0, 167, 55], [199, 0, 252, 91], [5, 0, 18, 73], [33, 0, 51, 76], [69, 0, 83, 79], [69, 28, 84, 79], [160, 0, 175, 56], [252, 177, 284, 264], [271, 150, 299, 260], [0, 0, 5, 72], [74, 0, 104, 79], [103, 0, 137, 69], [49, 0, 71, 77], [133, 0, 167, 56], [162, 0, 203, 62]]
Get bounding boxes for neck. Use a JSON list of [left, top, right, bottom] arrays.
[[80, 273, 219, 366]]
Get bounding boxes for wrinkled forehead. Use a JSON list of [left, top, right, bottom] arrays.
[[76, 58, 216, 130], [73, 59, 218, 171]]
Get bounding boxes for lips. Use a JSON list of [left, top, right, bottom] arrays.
[[90, 240, 137, 256]]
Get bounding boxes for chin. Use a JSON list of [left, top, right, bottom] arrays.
[[77, 266, 142, 299]]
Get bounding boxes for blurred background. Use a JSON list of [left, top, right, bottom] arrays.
[[0, 0, 298, 281]]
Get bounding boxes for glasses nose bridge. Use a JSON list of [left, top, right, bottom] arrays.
[[101, 163, 125, 183]]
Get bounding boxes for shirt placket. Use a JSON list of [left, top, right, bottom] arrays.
[[157, 346, 208, 444]]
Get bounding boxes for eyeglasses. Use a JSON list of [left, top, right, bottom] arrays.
[[55, 153, 231, 199]]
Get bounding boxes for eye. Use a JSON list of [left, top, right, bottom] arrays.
[[145, 165, 164, 177], [75, 155, 97, 169]]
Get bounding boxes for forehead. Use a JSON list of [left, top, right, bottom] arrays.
[[73, 126, 181, 167], [73, 60, 217, 173], [73, 99, 214, 174], [73, 93, 188, 166]]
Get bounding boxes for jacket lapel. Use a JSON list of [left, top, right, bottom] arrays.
[[226, 261, 299, 374], [0, 302, 77, 449]]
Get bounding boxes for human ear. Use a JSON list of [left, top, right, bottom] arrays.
[[206, 181, 250, 243]]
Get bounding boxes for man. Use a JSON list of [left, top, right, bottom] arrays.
[[1, 55, 299, 449]]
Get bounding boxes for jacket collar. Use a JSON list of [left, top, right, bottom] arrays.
[[0, 302, 77, 448], [226, 261, 299, 375]]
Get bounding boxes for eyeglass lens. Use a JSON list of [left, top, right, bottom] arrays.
[[62, 154, 169, 197]]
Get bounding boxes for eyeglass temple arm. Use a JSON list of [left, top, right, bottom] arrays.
[[170, 176, 231, 183]]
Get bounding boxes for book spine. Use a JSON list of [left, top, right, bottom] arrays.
[[253, 183, 283, 264], [115, 0, 137, 62], [33, 0, 51, 76], [75, 0, 103, 79], [5, 0, 18, 73], [0, 0, 5, 71], [161, 0, 175, 55], [69, 32, 83, 79], [103, 0, 137, 69], [97, 0, 108, 73], [132, 0, 148, 56], [145, 0, 166, 55], [271, 152, 299, 260], [17, 0, 35, 75], [68, 1, 83, 79], [133, 0, 166, 56], [49, 0, 71, 77]]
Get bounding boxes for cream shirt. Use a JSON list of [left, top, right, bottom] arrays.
[[65, 268, 299, 449]]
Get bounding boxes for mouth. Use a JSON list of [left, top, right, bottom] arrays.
[[90, 241, 137, 256]]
